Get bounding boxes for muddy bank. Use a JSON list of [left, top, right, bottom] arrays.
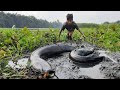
[[99, 49, 120, 79], [100, 61, 120, 79], [6, 41, 120, 79], [46, 42, 120, 79]]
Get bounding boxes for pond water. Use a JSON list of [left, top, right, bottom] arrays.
[[47, 52, 105, 79]]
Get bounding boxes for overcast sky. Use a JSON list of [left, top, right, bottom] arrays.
[[3, 11, 120, 24]]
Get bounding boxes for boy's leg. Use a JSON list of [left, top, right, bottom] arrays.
[[66, 33, 69, 40], [69, 36, 72, 40], [68, 31, 73, 40]]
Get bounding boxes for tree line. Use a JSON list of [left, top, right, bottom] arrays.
[[0, 12, 62, 28], [0, 11, 120, 28]]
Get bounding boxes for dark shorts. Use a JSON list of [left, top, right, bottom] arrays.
[[67, 29, 74, 32]]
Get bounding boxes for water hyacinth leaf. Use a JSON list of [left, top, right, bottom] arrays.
[[0, 50, 6, 58]]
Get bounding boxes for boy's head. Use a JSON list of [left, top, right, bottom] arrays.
[[66, 14, 73, 24]]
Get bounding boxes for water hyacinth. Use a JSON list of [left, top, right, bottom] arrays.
[[0, 26, 120, 79]]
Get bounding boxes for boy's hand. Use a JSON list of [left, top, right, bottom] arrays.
[[78, 29, 85, 38], [82, 34, 86, 41], [82, 34, 86, 38], [58, 35, 60, 41], [58, 30, 62, 41]]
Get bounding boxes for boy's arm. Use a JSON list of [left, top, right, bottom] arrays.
[[59, 29, 63, 39], [75, 23, 85, 38], [78, 29, 85, 38], [59, 23, 66, 39]]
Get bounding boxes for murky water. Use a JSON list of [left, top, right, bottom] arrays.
[[47, 52, 105, 79]]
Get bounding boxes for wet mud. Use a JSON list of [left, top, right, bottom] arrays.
[[7, 41, 120, 79], [46, 42, 120, 79], [47, 52, 105, 79]]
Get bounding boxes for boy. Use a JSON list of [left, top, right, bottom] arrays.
[[59, 14, 85, 40]]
